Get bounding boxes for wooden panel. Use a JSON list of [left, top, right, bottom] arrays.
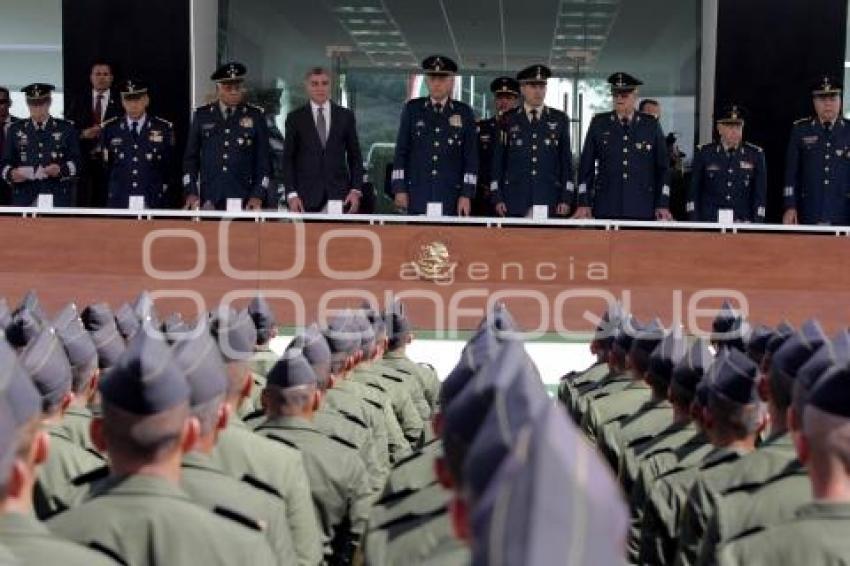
[[0, 217, 847, 333]]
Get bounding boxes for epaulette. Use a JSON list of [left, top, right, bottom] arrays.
[[697, 142, 714, 151], [248, 103, 265, 113], [364, 398, 383, 411], [263, 432, 299, 450], [793, 116, 812, 125], [242, 408, 264, 422], [391, 448, 426, 469], [699, 451, 741, 471], [329, 433, 358, 450], [152, 116, 173, 128], [100, 116, 119, 127], [241, 474, 284, 498], [380, 371, 404, 383], [213, 505, 266, 532], [338, 410, 368, 429], [366, 381, 388, 393], [72, 464, 110, 486], [744, 141, 763, 152], [88, 542, 129, 565], [372, 503, 448, 532]]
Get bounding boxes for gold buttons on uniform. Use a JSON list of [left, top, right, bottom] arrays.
[[223, 166, 228, 172], [224, 141, 229, 147], [623, 173, 629, 179], [432, 169, 437, 176], [223, 154, 229, 160], [432, 155, 438, 161]]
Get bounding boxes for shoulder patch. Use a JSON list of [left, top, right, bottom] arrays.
[[213, 505, 266, 532], [72, 465, 110, 486], [329, 434, 358, 450], [241, 474, 283, 498]]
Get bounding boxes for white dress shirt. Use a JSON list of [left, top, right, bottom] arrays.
[[92, 89, 111, 122], [310, 100, 331, 140]]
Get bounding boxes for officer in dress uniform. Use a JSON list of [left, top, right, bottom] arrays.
[[474, 77, 519, 216], [391, 55, 478, 216], [1, 84, 80, 207], [687, 104, 767, 223], [491, 64, 573, 218], [0, 86, 21, 206], [183, 62, 271, 210], [576, 72, 671, 220], [783, 75, 850, 225], [101, 79, 175, 208]]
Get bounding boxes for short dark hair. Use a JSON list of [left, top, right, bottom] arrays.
[[639, 99, 659, 112], [305, 67, 330, 80], [91, 60, 113, 73], [101, 402, 188, 462], [0, 86, 9, 99]]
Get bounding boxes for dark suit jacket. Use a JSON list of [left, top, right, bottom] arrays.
[[65, 88, 123, 159], [282, 102, 364, 212]]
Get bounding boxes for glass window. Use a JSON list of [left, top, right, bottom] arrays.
[[0, 0, 64, 118]]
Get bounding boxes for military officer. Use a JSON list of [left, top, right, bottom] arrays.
[[490, 64, 574, 218], [101, 79, 174, 208], [46, 332, 278, 565], [0, 338, 118, 565], [0, 86, 20, 206], [183, 62, 271, 210], [1, 83, 80, 207], [783, 75, 850, 225], [688, 105, 767, 223], [474, 77, 519, 216], [391, 55, 478, 216], [577, 72, 671, 220]]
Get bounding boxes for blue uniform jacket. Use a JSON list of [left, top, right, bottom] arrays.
[[784, 117, 850, 225], [183, 102, 271, 207], [391, 97, 478, 215], [491, 106, 574, 216], [578, 111, 670, 220], [102, 116, 174, 208], [1, 117, 80, 207], [687, 141, 767, 223]]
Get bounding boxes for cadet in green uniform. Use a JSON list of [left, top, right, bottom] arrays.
[[256, 352, 372, 564], [53, 305, 103, 456], [80, 303, 127, 371], [243, 295, 279, 418], [47, 331, 278, 565], [0, 338, 117, 565], [717, 362, 850, 566], [600, 331, 684, 470], [640, 348, 765, 566], [676, 320, 826, 565], [16, 327, 103, 520], [582, 318, 664, 443], [378, 301, 438, 420], [208, 308, 323, 566], [700, 330, 850, 565]]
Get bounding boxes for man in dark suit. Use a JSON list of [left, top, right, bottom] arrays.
[[0, 87, 20, 205], [65, 60, 123, 207], [282, 67, 364, 213]]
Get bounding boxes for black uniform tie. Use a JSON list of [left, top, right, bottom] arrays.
[[433, 102, 443, 114], [530, 108, 539, 124], [131, 121, 139, 139]]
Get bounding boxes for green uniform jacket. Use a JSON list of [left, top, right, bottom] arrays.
[[181, 451, 297, 566], [47, 474, 277, 566], [351, 365, 424, 446], [716, 502, 850, 566], [325, 380, 393, 468], [575, 370, 632, 423], [343, 372, 411, 462], [558, 361, 609, 419], [35, 425, 104, 519], [602, 399, 673, 471], [55, 406, 101, 456], [212, 415, 323, 566], [381, 350, 440, 416], [0, 511, 117, 565], [379, 439, 441, 499], [242, 347, 278, 418], [256, 416, 372, 561], [582, 381, 651, 445], [676, 433, 796, 566], [700, 461, 808, 566], [376, 352, 430, 421]]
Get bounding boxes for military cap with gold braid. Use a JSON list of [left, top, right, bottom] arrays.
[[517, 64, 552, 85], [812, 74, 842, 97], [421, 55, 458, 76], [211, 61, 247, 83], [490, 76, 520, 97]]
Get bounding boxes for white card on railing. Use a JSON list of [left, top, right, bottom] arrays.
[[327, 200, 344, 215], [426, 202, 443, 217], [226, 198, 242, 212], [36, 194, 53, 209], [532, 205, 549, 220], [718, 209, 734, 225], [128, 196, 145, 210]]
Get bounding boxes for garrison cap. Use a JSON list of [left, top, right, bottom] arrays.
[[745, 324, 775, 366], [211, 62, 247, 83], [516, 65, 552, 85], [631, 318, 666, 355], [490, 77, 520, 97], [706, 347, 760, 405], [89, 323, 126, 369], [290, 324, 331, 382], [120, 78, 148, 99], [765, 321, 796, 357], [470, 402, 627, 566], [131, 291, 159, 325], [649, 332, 688, 387], [19, 327, 73, 410], [711, 301, 749, 351], [56, 316, 98, 374], [22, 83, 54, 102], [807, 361, 850, 417], [613, 315, 642, 353], [172, 330, 228, 407], [796, 331, 850, 399], [81, 303, 116, 333], [18, 290, 46, 322], [52, 303, 80, 330], [421, 55, 457, 76], [99, 331, 190, 415], [672, 338, 714, 396], [247, 295, 277, 345], [608, 72, 642, 92], [114, 303, 140, 340], [593, 301, 624, 345], [323, 312, 360, 358], [0, 338, 41, 426], [384, 300, 412, 345], [440, 315, 507, 409], [770, 319, 828, 382], [5, 307, 43, 348], [209, 307, 257, 362], [267, 351, 318, 389], [715, 104, 747, 125]]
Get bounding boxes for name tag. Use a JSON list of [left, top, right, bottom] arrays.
[[740, 161, 754, 169], [532, 205, 549, 220], [426, 202, 443, 217], [36, 194, 54, 209], [802, 135, 819, 145], [128, 195, 145, 210], [226, 198, 242, 212], [718, 209, 734, 225], [327, 200, 344, 215]]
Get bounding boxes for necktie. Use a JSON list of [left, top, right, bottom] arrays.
[[434, 103, 443, 114], [621, 117, 630, 131], [36, 122, 43, 132], [530, 108, 539, 124], [824, 122, 833, 133], [316, 106, 327, 147], [94, 94, 103, 126], [131, 121, 139, 139], [225, 107, 233, 121]]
